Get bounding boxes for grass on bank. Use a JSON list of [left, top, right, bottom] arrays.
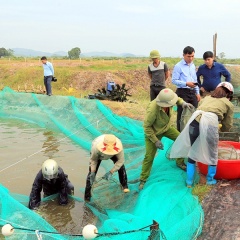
[[192, 184, 212, 202], [1, 58, 239, 92]]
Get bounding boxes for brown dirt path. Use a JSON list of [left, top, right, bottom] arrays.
[[198, 180, 240, 240]]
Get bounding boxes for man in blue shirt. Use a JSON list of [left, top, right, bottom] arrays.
[[172, 46, 200, 131], [197, 51, 231, 97], [41, 56, 54, 96]]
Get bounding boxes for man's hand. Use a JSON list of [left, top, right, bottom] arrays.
[[196, 94, 201, 102], [102, 171, 113, 181], [182, 102, 194, 110], [89, 172, 96, 185], [200, 87, 205, 93], [155, 140, 164, 150], [186, 82, 196, 88]]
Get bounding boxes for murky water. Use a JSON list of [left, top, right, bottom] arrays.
[[218, 148, 240, 160], [0, 119, 106, 234], [218, 143, 240, 160]]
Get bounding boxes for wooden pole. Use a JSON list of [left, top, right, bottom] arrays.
[[213, 33, 217, 60], [148, 220, 160, 240]]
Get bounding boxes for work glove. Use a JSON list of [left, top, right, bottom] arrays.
[[182, 102, 194, 110], [155, 140, 164, 150], [102, 171, 113, 181], [89, 172, 96, 185]]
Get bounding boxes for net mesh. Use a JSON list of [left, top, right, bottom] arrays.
[[91, 178, 125, 210], [0, 87, 219, 239]]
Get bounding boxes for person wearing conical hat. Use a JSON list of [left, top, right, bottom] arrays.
[[148, 50, 170, 101], [139, 88, 194, 190], [84, 134, 130, 202]]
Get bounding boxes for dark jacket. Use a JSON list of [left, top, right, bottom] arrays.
[[28, 167, 68, 209]]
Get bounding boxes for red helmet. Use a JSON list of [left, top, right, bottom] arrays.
[[216, 82, 234, 93]]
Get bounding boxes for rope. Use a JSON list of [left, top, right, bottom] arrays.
[[0, 222, 163, 238], [97, 223, 153, 236], [0, 113, 112, 174], [191, 209, 204, 240]]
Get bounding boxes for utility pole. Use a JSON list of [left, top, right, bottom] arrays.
[[213, 33, 217, 59]]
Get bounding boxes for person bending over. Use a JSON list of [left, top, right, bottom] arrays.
[[139, 88, 194, 190], [170, 82, 234, 187], [84, 134, 130, 202]]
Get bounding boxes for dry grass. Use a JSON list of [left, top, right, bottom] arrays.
[[192, 184, 212, 202]]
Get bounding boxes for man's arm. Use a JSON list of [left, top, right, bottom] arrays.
[[48, 62, 54, 76], [28, 171, 43, 209], [221, 65, 231, 82], [196, 68, 202, 86], [176, 97, 184, 106], [164, 63, 170, 80], [221, 104, 234, 132], [143, 104, 158, 143], [191, 67, 200, 95], [110, 150, 124, 173], [165, 70, 170, 80], [197, 69, 206, 94], [172, 65, 187, 88], [148, 66, 152, 79], [58, 169, 68, 205], [90, 147, 100, 172]]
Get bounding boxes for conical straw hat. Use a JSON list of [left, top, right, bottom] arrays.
[[97, 134, 123, 155]]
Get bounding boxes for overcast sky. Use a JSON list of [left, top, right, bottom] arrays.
[[1, 0, 240, 58]]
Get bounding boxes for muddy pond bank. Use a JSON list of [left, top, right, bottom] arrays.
[[198, 180, 240, 240]]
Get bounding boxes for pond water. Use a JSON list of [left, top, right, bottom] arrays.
[[218, 147, 240, 160], [0, 119, 106, 234]]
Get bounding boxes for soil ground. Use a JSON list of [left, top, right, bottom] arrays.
[[198, 180, 240, 240]]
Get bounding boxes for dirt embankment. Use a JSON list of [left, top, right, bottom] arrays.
[[69, 70, 150, 95]]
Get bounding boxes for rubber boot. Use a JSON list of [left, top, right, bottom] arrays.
[[206, 166, 217, 185], [186, 162, 195, 188]]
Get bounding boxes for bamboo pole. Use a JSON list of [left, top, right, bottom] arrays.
[[213, 33, 217, 59]]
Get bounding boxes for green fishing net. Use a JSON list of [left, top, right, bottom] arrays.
[[0, 87, 207, 239]]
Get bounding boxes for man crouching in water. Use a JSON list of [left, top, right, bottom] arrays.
[[29, 159, 74, 209]]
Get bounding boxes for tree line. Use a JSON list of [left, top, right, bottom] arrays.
[[0, 47, 227, 60], [0, 48, 14, 57], [0, 47, 81, 59]]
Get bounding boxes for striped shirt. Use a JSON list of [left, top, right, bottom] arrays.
[[148, 61, 168, 86]]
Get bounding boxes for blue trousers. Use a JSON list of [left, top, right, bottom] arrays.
[[44, 76, 52, 95]]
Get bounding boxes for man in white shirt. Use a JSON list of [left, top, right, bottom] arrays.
[[41, 56, 54, 96], [172, 46, 200, 131]]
